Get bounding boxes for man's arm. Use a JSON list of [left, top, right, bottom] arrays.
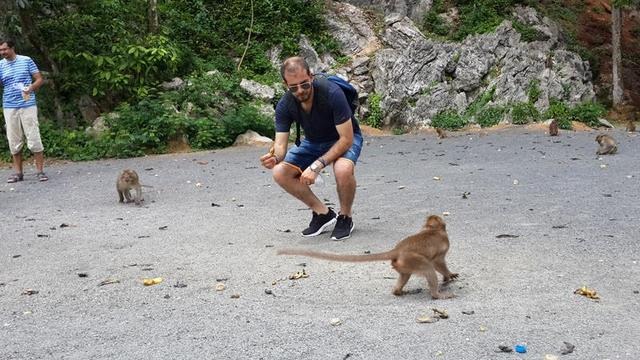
[[27, 72, 43, 92], [272, 132, 290, 162], [318, 119, 354, 166]]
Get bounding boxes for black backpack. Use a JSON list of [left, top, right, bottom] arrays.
[[285, 74, 359, 146]]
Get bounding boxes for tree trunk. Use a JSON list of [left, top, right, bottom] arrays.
[[17, 8, 68, 126], [611, 6, 624, 107], [148, 0, 159, 34]]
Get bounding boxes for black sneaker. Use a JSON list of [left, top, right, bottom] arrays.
[[331, 214, 354, 240], [301, 208, 337, 237]]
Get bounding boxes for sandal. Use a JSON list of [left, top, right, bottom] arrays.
[[36, 172, 48, 182], [7, 173, 24, 183]]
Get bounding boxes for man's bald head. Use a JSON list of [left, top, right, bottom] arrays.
[[280, 56, 311, 79]]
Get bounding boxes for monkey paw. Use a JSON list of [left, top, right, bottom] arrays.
[[392, 289, 405, 296], [443, 273, 459, 283]]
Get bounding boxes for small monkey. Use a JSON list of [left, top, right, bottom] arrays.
[[595, 134, 617, 155], [435, 128, 448, 139], [116, 169, 143, 205], [278, 215, 458, 299], [626, 120, 636, 132], [549, 119, 559, 136]]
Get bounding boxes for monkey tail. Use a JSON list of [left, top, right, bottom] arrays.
[[277, 248, 396, 262]]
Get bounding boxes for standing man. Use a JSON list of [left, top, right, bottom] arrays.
[[260, 56, 363, 240], [0, 39, 47, 183]]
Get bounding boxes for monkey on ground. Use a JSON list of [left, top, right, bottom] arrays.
[[626, 120, 636, 132], [549, 119, 559, 136], [595, 134, 617, 155], [435, 128, 448, 139], [116, 169, 144, 205], [278, 215, 458, 299]]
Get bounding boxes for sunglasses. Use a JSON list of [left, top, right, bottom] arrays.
[[288, 80, 312, 93]]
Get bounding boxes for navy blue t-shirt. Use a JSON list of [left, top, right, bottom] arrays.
[[275, 79, 361, 143]]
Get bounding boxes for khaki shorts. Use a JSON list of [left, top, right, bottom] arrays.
[[3, 106, 44, 155]]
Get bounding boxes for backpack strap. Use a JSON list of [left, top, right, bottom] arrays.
[[283, 91, 302, 146]]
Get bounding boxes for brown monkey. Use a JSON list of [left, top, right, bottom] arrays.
[[435, 128, 448, 139], [278, 215, 458, 299], [116, 169, 143, 205], [549, 119, 559, 136], [595, 134, 617, 155], [626, 120, 636, 133]]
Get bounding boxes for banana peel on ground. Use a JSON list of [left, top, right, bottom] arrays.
[[143, 277, 163, 286], [289, 269, 309, 280], [574, 285, 600, 300]]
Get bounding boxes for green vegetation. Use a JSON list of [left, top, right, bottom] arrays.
[[571, 101, 606, 128], [511, 102, 540, 124], [543, 99, 572, 129], [2, 66, 274, 161], [364, 93, 383, 128], [392, 127, 407, 135], [0, 0, 619, 159], [527, 79, 541, 104], [465, 86, 496, 117], [0, 0, 334, 160], [420, 0, 540, 41], [422, 0, 451, 37], [512, 20, 547, 42], [542, 99, 605, 129], [431, 109, 468, 130], [477, 106, 507, 127]]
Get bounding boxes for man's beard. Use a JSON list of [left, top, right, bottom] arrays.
[[295, 90, 312, 103]]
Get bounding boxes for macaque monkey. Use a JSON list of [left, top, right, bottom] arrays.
[[435, 128, 448, 139], [626, 120, 636, 133], [116, 169, 143, 205], [278, 215, 458, 299], [595, 134, 617, 155], [549, 119, 559, 136]]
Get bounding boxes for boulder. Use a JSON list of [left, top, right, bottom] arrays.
[[161, 77, 185, 91], [240, 79, 275, 101], [233, 130, 274, 146]]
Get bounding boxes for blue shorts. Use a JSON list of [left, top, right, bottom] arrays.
[[284, 132, 363, 172]]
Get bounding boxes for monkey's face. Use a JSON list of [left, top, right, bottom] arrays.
[[121, 170, 138, 184]]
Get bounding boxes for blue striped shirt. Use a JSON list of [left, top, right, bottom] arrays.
[[0, 55, 39, 109]]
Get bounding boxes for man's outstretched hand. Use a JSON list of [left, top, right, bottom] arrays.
[[260, 152, 278, 169]]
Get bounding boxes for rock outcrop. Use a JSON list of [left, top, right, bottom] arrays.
[[252, 3, 596, 129]]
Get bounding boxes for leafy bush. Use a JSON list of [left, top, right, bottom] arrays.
[[477, 106, 506, 127], [363, 93, 383, 128], [571, 101, 605, 127], [39, 122, 107, 161], [453, 1, 506, 40], [187, 117, 229, 149], [527, 79, 541, 104], [511, 102, 540, 124], [25, 69, 274, 160], [431, 110, 468, 130], [465, 87, 496, 117], [422, 0, 450, 37], [220, 104, 275, 143], [544, 99, 572, 129], [512, 20, 547, 42]]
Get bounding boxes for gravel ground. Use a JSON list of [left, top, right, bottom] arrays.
[[1, 126, 638, 360]]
